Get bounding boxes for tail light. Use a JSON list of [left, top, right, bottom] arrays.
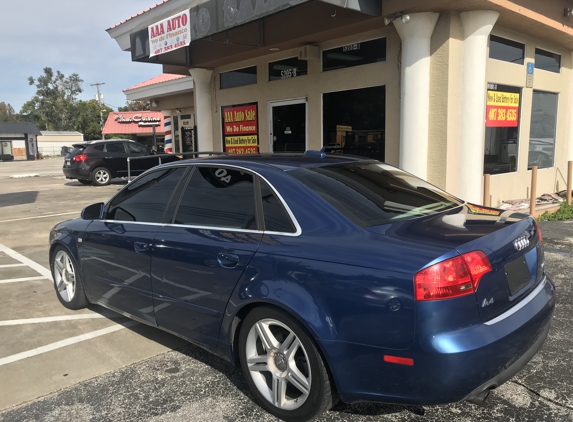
[[534, 220, 543, 243], [73, 154, 87, 162], [415, 251, 492, 301]]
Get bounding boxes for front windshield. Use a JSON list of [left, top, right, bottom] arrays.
[[289, 162, 462, 227]]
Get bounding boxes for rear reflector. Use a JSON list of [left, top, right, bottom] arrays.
[[73, 154, 87, 162], [384, 355, 414, 366], [415, 250, 492, 301]]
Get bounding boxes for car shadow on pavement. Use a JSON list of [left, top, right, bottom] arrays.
[[64, 179, 129, 187], [0, 191, 39, 208]]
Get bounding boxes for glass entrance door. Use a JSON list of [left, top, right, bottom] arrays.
[[270, 100, 307, 153]]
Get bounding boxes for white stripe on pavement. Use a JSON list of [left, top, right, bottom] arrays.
[[0, 276, 49, 284], [0, 321, 138, 367], [0, 264, 26, 268], [0, 211, 79, 224], [0, 313, 123, 326], [0, 244, 52, 279]]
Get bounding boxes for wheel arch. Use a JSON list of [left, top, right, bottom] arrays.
[[226, 300, 341, 401]]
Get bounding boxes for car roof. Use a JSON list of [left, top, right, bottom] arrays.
[[161, 152, 375, 172], [71, 139, 136, 148]]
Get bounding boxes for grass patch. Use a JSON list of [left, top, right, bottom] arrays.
[[537, 201, 573, 222]]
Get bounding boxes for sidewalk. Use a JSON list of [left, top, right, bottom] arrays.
[[0, 158, 63, 179]]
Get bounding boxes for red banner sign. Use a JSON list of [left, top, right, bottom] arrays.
[[222, 103, 259, 154]]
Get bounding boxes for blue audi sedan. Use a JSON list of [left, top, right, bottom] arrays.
[[49, 153, 554, 421]]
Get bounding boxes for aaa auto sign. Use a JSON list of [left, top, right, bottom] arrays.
[[222, 103, 259, 154], [149, 10, 191, 57], [486, 84, 520, 128]]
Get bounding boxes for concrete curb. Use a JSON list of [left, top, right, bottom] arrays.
[[9, 174, 40, 179]]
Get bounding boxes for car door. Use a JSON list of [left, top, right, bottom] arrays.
[[103, 142, 129, 177], [125, 142, 158, 175], [151, 165, 263, 346], [81, 166, 189, 324]]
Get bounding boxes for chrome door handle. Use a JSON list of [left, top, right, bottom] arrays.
[[217, 252, 239, 269]]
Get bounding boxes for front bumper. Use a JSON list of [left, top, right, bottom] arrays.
[[318, 277, 555, 405]]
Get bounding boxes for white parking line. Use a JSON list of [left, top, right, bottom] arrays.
[[0, 264, 26, 268], [0, 244, 52, 279], [0, 276, 49, 284], [0, 313, 122, 326], [0, 211, 80, 224], [0, 321, 138, 367]]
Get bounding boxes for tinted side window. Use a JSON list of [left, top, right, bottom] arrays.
[[92, 144, 104, 151], [261, 181, 295, 233], [105, 143, 126, 153], [126, 143, 148, 154], [174, 167, 256, 229], [107, 168, 186, 223]]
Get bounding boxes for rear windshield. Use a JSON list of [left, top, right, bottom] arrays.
[[67, 147, 85, 158], [289, 162, 462, 227]]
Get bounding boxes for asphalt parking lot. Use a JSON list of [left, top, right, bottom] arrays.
[[0, 159, 572, 422]]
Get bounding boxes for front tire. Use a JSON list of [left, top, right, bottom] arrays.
[[91, 167, 111, 186], [51, 246, 87, 310], [238, 307, 334, 422]]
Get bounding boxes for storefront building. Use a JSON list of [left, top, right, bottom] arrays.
[[102, 111, 166, 152], [107, 0, 573, 206], [123, 73, 196, 153], [0, 123, 41, 161], [37, 131, 84, 157]]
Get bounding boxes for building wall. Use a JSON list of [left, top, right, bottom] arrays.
[[210, 27, 401, 166], [485, 26, 572, 206]]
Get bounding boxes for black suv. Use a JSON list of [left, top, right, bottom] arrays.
[[62, 140, 177, 186]]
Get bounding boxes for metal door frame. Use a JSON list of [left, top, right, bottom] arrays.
[[268, 97, 308, 153]]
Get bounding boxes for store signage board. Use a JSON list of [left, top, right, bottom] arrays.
[[149, 10, 191, 57], [222, 103, 259, 154], [486, 84, 520, 128], [526, 62, 534, 88]]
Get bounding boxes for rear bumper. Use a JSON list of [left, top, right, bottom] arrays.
[[319, 276, 555, 405], [63, 165, 90, 179]]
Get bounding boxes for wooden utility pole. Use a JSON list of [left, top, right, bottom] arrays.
[[91, 82, 105, 139]]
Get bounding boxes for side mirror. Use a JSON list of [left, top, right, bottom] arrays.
[[81, 203, 105, 220]]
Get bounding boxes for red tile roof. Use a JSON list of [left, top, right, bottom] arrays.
[[103, 111, 164, 135], [124, 74, 188, 92], [108, 1, 170, 30]]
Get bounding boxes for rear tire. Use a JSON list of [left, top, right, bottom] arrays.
[[238, 306, 335, 422], [51, 246, 87, 310], [91, 167, 111, 186]]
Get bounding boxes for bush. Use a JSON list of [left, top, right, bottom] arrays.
[[537, 201, 573, 222]]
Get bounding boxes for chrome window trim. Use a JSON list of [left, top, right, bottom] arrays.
[[100, 220, 165, 227], [103, 163, 302, 237], [484, 276, 547, 326]]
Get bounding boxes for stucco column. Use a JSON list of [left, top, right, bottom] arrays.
[[458, 11, 499, 203], [188, 68, 214, 152], [162, 110, 173, 153], [393, 12, 439, 179]]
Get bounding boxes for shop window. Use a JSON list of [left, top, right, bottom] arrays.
[[322, 38, 386, 72], [535, 49, 561, 73], [528, 91, 558, 170], [489, 36, 524, 65], [323, 86, 385, 161], [220, 66, 257, 89], [268, 57, 308, 81], [484, 83, 522, 175]]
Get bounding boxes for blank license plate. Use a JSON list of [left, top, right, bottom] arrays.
[[505, 256, 531, 295], [65, 160, 70, 166]]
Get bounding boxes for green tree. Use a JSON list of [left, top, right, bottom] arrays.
[[73, 99, 113, 141], [118, 100, 149, 112], [20, 67, 83, 130], [0, 102, 18, 122]]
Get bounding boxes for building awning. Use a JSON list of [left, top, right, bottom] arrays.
[[103, 111, 164, 135], [124, 73, 187, 92]]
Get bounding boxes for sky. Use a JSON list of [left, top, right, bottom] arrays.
[[0, 0, 165, 112]]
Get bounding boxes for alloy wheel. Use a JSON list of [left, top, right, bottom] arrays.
[[245, 318, 312, 410], [53, 250, 76, 302], [94, 169, 110, 185]]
